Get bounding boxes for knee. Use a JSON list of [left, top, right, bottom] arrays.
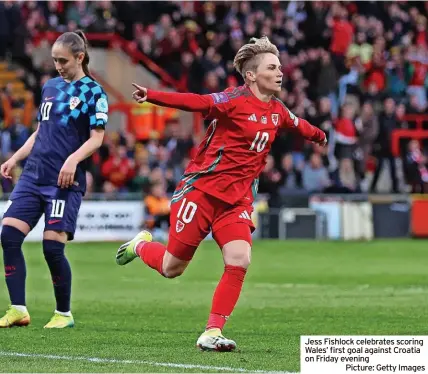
[[1, 227, 10, 247], [43, 230, 67, 243], [222, 241, 252, 269], [161, 248, 190, 278], [225, 254, 251, 269], [162, 262, 187, 279], [1, 225, 26, 249], [42, 239, 65, 261]]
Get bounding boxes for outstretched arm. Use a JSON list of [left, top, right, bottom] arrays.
[[294, 118, 327, 144], [132, 83, 212, 113], [282, 110, 327, 145]]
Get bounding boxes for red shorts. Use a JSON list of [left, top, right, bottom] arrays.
[[167, 184, 255, 261]]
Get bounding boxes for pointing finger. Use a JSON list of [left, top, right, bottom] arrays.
[[132, 83, 144, 91]]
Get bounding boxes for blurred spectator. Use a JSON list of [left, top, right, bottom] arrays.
[[316, 50, 339, 116], [404, 140, 428, 193], [130, 162, 151, 193], [101, 145, 135, 191], [338, 158, 358, 192], [405, 45, 428, 109], [327, 5, 354, 74], [385, 49, 407, 100], [66, 1, 96, 30], [355, 102, 378, 177], [334, 104, 357, 161], [258, 154, 283, 207], [302, 153, 331, 192], [279, 153, 302, 194], [143, 182, 170, 241], [347, 32, 373, 65], [338, 56, 364, 105], [370, 98, 399, 193]]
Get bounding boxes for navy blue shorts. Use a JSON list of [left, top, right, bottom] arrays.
[[3, 178, 83, 240]]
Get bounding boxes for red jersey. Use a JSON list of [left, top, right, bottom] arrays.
[[147, 85, 325, 205]]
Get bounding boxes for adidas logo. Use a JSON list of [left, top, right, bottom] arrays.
[[248, 114, 257, 122], [239, 210, 252, 220]]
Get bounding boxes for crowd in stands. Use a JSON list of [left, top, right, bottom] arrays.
[[2, 1, 428, 209]]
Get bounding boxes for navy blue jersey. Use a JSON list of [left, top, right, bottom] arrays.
[[23, 76, 108, 193]]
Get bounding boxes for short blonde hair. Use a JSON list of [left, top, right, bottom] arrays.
[[233, 36, 280, 79]]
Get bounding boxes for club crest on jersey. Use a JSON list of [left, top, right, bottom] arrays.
[[176, 220, 185, 233], [69, 97, 81, 110], [272, 113, 279, 126], [261, 116, 267, 124]]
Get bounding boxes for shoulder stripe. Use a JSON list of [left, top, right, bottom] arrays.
[[227, 88, 249, 99], [273, 96, 288, 110], [274, 97, 299, 126]]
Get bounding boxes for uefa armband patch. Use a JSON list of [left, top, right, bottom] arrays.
[[96, 97, 109, 113], [210, 92, 229, 104]]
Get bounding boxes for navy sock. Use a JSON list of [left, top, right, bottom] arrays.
[[43, 240, 71, 313], [1, 225, 27, 305]]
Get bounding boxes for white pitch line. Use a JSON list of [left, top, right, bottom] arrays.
[[0, 351, 296, 374]]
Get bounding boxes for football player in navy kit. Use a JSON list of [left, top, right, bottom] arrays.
[[0, 30, 108, 328]]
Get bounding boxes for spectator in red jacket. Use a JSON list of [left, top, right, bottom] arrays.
[[101, 145, 135, 190]]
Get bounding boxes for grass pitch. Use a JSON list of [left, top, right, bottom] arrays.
[[0, 239, 427, 372]]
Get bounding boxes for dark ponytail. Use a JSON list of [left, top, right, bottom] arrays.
[[55, 29, 94, 80], [74, 30, 92, 79]]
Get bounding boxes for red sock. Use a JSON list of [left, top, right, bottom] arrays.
[[136, 241, 166, 276], [206, 265, 247, 331]]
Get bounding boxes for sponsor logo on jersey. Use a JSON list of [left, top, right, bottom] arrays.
[[248, 114, 257, 122], [70, 97, 81, 110], [271, 113, 279, 126], [239, 210, 252, 220], [96, 97, 109, 113], [176, 220, 185, 233], [261, 115, 267, 124], [211, 92, 229, 104], [48, 219, 62, 225]]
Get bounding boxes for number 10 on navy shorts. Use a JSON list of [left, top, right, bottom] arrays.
[[3, 179, 83, 240]]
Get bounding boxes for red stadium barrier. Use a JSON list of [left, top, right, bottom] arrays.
[[410, 196, 428, 237], [401, 114, 428, 130], [391, 115, 428, 156]]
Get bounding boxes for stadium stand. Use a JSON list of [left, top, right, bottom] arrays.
[[2, 1, 428, 200]]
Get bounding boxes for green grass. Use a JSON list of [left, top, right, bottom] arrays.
[[0, 240, 428, 372]]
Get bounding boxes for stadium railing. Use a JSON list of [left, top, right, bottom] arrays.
[[392, 114, 428, 156]]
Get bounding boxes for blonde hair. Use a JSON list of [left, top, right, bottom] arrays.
[[233, 36, 280, 79]]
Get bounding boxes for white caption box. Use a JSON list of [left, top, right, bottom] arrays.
[[301, 336, 428, 374]]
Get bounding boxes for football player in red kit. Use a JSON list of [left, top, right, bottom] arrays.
[[116, 37, 326, 351]]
